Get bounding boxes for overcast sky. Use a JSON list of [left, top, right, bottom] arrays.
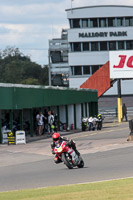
[[0, 0, 133, 66]]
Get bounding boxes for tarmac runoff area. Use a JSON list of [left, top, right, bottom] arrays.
[[0, 120, 133, 160]]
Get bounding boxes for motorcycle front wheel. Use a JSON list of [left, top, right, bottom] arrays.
[[61, 153, 73, 169], [77, 159, 84, 168]]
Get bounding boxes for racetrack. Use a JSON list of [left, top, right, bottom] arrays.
[[0, 122, 133, 192]]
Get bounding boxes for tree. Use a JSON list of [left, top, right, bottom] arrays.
[[0, 47, 49, 85]]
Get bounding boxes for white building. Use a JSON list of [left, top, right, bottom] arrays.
[[49, 29, 69, 87], [66, 5, 133, 95]]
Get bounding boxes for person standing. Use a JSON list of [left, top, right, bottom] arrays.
[[122, 103, 127, 122], [48, 111, 54, 134], [36, 111, 44, 135]]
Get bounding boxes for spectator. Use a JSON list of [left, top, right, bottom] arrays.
[[122, 103, 127, 122], [48, 111, 54, 134], [36, 111, 45, 135]]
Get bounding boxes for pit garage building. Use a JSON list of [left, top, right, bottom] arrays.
[[0, 83, 98, 143]]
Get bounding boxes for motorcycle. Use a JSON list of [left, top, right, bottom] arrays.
[[54, 140, 84, 169], [81, 117, 88, 131]]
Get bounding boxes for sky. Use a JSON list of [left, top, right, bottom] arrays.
[[0, 0, 133, 66]]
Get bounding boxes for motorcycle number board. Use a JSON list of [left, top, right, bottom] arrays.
[[109, 51, 133, 79]]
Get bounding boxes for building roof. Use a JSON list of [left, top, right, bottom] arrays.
[[66, 5, 133, 11], [0, 83, 97, 110]]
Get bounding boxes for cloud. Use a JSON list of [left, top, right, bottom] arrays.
[[73, 0, 133, 7], [0, 0, 133, 66]]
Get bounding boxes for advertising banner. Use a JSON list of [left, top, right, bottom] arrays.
[[8, 131, 15, 145], [110, 51, 133, 79], [15, 131, 26, 144]]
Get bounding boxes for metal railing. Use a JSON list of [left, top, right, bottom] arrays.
[[99, 106, 133, 120]]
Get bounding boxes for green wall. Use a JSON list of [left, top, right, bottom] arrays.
[[0, 85, 98, 110]]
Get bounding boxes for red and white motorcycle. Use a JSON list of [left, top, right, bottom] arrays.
[[54, 140, 84, 169]]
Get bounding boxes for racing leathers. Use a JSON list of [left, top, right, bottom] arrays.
[[51, 136, 80, 164]]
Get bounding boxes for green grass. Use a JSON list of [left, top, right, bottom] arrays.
[[0, 178, 133, 200]]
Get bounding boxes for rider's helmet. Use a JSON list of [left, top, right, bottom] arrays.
[[52, 132, 60, 143]]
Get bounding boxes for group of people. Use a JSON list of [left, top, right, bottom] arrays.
[[36, 110, 57, 136]]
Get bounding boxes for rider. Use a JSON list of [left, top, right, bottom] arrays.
[[51, 132, 80, 164]]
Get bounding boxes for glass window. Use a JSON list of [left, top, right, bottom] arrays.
[[109, 41, 116, 50], [117, 17, 123, 27], [92, 65, 99, 74], [70, 43, 73, 52], [69, 19, 73, 28], [91, 42, 98, 51], [74, 66, 82, 75], [82, 19, 88, 28], [99, 18, 106, 27], [125, 17, 133, 26], [73, 19, 80, 28], [83, 66, 90, 75], [100, 41, 107, 51], [73, 42, 81, 52], [108, 17, 115, 27], [118, 41, 125, 50], [126, 40, 133, 50], [83, 42, 89, 51], [71, 66, 74, 75], [90, 18, 98, 27]]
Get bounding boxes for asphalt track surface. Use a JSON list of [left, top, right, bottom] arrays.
[[0, 121, 133, 192]]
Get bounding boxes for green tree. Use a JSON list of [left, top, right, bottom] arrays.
[[0, 47, 49, 85]]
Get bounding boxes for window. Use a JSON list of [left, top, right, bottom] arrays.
[[74, 66, 82, 75], [109, 41, 116, 50], [92, 65, 99, 74], [99, 18, 106, 27], [82, 19, 88, 28], [118, 41, 125, 50], [90, 18, 98, 27], [71, 66, 74, 75], [108, 18, 115, 27], [117, 17, 123, 27], [100, 41, 107, 51], [73, 19, 80, 28], [91, 42, 98, 51], [69, 19, 73, 28], [73, 42, 81, 52], [125, 17, 133, 26], [83, 42, 89, 51], [83, 66, 90, 75], [126, 40, 133, 50], [70, 43, 73, 52]]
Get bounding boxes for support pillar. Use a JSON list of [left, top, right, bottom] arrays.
[[0, 110, 2, 143], [57, 106, 60, 131], [85, 103, 87, 117], [30, 109, 33, 137], [81, 103, 84, 118], [74, 104, 76, 129], [20, 110, 23, 130], [117, 79, 122, 122], [9, 110, 13, 131], [65, 105, 68, 128]]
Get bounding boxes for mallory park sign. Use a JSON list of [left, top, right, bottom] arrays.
[[79, 31, 127, 38]]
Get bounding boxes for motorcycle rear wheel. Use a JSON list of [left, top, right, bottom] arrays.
[[61, 153, 73, 169]]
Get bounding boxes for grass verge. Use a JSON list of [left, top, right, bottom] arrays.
[[0, 178, 133, 200]]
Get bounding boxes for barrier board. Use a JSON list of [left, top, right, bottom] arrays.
[[15, 130, 26, 144], [2, 130, 11, 144]]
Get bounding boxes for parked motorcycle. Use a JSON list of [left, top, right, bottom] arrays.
[[54, 140, 84, 169], [81, 117, 88, 131]]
